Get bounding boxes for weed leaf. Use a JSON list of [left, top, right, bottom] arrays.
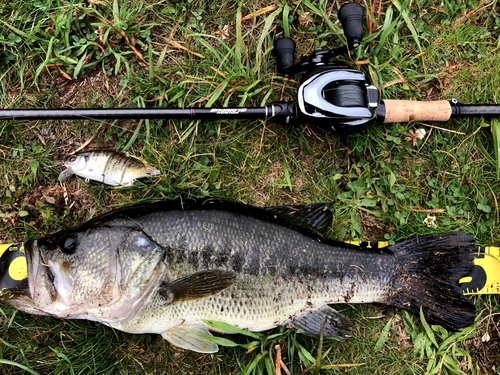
[[203, 320, 261, 339], [0, 360, 39, 375], [374, 317, 393, 352], [492, 119, 500, 179], [199, 335, 239, 348], [420, 308, 438, 348]]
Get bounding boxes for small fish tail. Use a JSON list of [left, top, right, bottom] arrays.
[[144, 166, 160, 176], [387, 232, 476, 330]]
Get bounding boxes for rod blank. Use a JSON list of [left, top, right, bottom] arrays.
[[0, 107, 268, 121]]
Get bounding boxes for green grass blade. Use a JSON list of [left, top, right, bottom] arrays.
[[234, 8, 245, 72], [391, 0, 422, 52], [264, 353, 274, 375], [198, 335, 239, 347], [243, 351, 267, 375], [260, 88, 273, 106], [297, 343, 315, 365], [303, 0, 337, 33], [50, 347, 75, 375], [148, 44, 154, 80], [420, 308, 438, 348], [205, 80, 229, 107], [374, 317, 394, 352], [74, 51, 89, 78], [192, 35, 236, 76], [154, 45, 169, 71], [0, 19, 44, 42], [475, 123, 496, 166], [112, 0, 120, 20], [0, 337, 18, 350], [374, 6, 396, 55], [239, 91, 249, 106], [0, 359, 39, 375], [282, 4, 290, 38], [492, 119, 500, 179], [203, 320, 261, 339], [64, 1, 74, 49], [255, 9, 279, 75], [123, 119, 143, 151], [283, 162, 292, 191], [34, 37, 56, 84], [437, 325, 475, 353]]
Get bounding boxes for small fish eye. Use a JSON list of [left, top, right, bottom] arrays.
[[59, 235, 78, 255]]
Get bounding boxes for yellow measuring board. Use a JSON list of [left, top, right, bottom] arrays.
[[0, 243, 28, 295], [459, 246, 500, 295], [347, 240, 390, 249]]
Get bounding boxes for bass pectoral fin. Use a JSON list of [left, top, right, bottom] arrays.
[[159, 270, 236, 304], [162, 324, 219, 353], [284, 305, 352, 339]]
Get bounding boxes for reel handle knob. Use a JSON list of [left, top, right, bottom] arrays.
[[338, 2, 364, 49], [274, 37, 296, 75]]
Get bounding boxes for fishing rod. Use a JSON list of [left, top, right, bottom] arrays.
[[1, 3, 499, 134]]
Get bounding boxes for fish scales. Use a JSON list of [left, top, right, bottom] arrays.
[[85, 152, 108, 182], [103, 154, 131, 185], [111, 209, 395, 334], [1, 199, 476, 353]]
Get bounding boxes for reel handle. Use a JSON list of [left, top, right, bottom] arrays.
[[338, 2, 364, 48], [273, 37, 296, 75]]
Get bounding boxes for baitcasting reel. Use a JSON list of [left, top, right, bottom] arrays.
[[272, 2, 380, 133]]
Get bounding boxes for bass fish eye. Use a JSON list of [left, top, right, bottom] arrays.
[[37, 236, 57, 251], [59, 235, 78, 255]]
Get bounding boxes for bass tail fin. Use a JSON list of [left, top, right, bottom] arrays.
[[387, 232, 476, 330]]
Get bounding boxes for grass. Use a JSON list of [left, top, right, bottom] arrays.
[[1, 0, 500, 373]]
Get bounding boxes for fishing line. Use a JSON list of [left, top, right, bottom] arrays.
[[322, 84, 366, 108], [0, 114, 268, 148], [78, 116, 267, 147]]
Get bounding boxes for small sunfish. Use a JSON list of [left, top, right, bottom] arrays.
[[58, 151, 160, 186]]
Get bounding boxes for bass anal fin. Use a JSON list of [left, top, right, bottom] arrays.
[[283, 305, 352, 339]]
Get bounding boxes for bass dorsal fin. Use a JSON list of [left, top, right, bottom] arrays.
[[75, 198, 336, 243], [264, 203, 333, 238]]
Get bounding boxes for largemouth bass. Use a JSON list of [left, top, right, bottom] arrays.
[[58, 151, 160, 186], [1, 199, 476, 353]]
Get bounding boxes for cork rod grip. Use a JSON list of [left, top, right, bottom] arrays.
[[382, 100, 452, 123]]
